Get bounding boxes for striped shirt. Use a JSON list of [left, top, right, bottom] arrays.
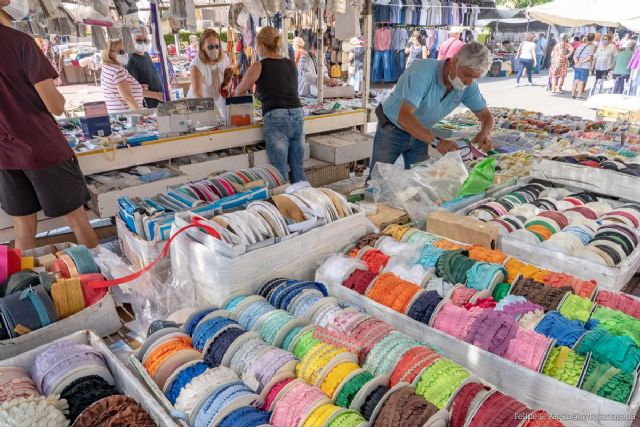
[[101, 63, 143, 113]]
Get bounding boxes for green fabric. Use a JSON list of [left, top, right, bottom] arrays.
[[613, 50, 633, 75], [457, 158, 496, 198]]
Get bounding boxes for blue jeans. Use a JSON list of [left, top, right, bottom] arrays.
[[517, 59, 534, 83], [369, 121, 428, 179], [536, 54, 543, 72], [372, 50, 394, 83], [263, 108, 305, 183], [395, 50, 406, 79]]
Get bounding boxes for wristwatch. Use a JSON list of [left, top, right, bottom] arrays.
[[430, 137, 441, 150]]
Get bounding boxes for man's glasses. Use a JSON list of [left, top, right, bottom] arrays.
[[136, 38, 150, 44]]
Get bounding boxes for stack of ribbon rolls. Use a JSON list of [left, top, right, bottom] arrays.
[[241, 280, 560, 426], [313, 226, 640, 403], [0, 244, 107, 340], [0, 340, 157, 426]]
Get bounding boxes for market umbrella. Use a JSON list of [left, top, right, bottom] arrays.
[[527, 0, 640, 29]]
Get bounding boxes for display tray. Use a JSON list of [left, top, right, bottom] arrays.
[[170, 206, 372, 305], [87, 165, 189, 218], [530, 158, 640, 203], [325, 282, 640, 427], [0, 330, 178, 427], [499, 234, 640, 291], [175, 153, 250, 181]]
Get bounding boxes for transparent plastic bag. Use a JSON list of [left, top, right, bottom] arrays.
[[369, 152, 468, 227], [94, 246, 198, 338]]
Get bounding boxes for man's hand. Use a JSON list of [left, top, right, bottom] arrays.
[[435, 138, 459, 155], [472, 132, 492, 152]]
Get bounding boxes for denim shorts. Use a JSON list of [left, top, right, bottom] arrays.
[[574, 68, 589, 82]]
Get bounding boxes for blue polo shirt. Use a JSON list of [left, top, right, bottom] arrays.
[[382, 59, 487, 131]]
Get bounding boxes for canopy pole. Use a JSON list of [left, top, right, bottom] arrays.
[[150, 0, 171, 101], [316, 4, 324, 104], [362, 0, 372, 112]]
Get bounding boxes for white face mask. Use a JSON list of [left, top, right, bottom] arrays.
[[116, 53, 129, 66], [134, 42, 149, 53], [2, 0, 29, 21], [449, 64, 467, 91], [206, 48, 219, 60]]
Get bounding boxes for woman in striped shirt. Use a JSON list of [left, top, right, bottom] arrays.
[[100, 39, 162, 113]]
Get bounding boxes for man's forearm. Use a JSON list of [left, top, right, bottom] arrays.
[[476, 109, 494, 134], [396, 103, 435, 143]]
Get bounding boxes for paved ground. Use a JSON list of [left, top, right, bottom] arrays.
[[477, 69, 597, 120], [59, 69, 600, 120]]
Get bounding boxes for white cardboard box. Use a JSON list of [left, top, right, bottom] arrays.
[[0, 330, 179, 427], [87, 165, 189, 218], [176, 153, 250, 181], [308, 131, 373, 165]]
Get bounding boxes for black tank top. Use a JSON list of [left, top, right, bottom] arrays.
[[255, 58, 302, 113]]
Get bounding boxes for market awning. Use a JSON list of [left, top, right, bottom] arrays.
[[527, 0, 640, 29]]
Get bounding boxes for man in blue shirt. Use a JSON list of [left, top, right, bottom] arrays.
[[370, 42, 494, 176], [535, 33, 547, 72]]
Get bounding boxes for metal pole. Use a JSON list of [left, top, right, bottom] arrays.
[[150, 0, 171, 101], [282, 16, 289, 58], [362, 0, 372, 112], [316, 4, 324, 103]]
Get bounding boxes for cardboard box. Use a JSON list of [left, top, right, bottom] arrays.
[[308, 131, 373, 165], [367, 203, 410, 230], [303, 158, 350, 187], [426, 211, 499, 249]]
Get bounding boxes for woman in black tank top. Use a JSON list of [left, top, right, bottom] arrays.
[[234, 27, 306, 183]]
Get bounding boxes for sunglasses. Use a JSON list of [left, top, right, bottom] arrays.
[[207, 44, 221, 50], [115, 49, 126, 55], [136, 38, 150, 44]]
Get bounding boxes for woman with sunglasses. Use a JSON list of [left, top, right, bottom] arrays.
[[101, 39, 161, 114], [187, 29, 231, 113]]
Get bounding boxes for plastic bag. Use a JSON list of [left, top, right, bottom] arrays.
[[457, 157, 496, 198], [93, 245, 198, 339], [369, 152, 468, 228]]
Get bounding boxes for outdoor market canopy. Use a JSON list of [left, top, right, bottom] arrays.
[[527, 0, 640, 31]]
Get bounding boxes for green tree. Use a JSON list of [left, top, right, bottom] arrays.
[[495, 0, 551, 8]]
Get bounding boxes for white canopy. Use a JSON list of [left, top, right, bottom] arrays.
[[527, 0, 640, 31]]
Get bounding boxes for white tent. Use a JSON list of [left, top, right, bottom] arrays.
[[527, 0, 640, 31]]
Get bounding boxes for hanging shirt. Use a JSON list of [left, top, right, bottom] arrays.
[[382, 59, 486, 130], [392, 28, 409, 51], [374, 27, 392, 51], [297, 51, 330, 97]]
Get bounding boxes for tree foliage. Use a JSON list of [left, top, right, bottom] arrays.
[[495, 0, 551, 8]]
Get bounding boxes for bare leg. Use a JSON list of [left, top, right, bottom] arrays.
[[577, 81, 586, 98], [63, 206, 99, 248], [558, 76, 565, 92], [12, 213, 38, 250]]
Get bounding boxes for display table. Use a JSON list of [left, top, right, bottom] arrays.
[[0, 109, 368, 242]]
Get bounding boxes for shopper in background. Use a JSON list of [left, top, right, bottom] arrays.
[[405, 30, 428, 68], [569, 36, 581, 67], [126, 27, 164, 108], [348, 35, 365, 93], [593, 34, 617, 89], [515, 32, 537, 86], [185, 35, 199, 61], [621, 33, 631, 50], [234, 27, 305, 183], [0, 0, 98, 249], [535, 32, 547, 72], [293, 36, 306, 65], [549, 33, 574, 94], [369, 42, 494, 178], [101, 39, 151, 113], [188, 29, 232, 113], [613, 41, 636, 94], [571, 33, 596, 99], [437, 27, 464, 60], [297, 35, 339, 97]]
